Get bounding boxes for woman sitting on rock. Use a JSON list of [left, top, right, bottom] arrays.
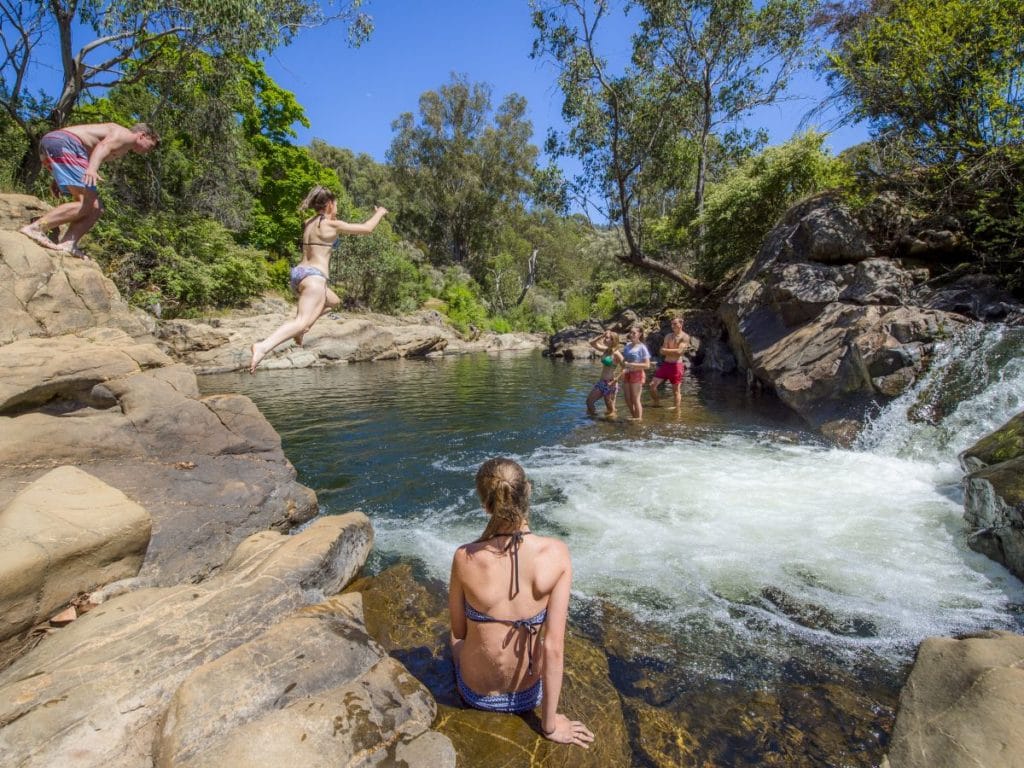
[[249, 185, 387, 373], [448, 458, 594, 748]]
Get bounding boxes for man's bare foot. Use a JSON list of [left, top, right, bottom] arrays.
[[249, 343, 267, 374], [56, 242, 90, 260], [19, 225, 60, 250]]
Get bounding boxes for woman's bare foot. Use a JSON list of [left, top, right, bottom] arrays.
[[19, 225, 60, 250], [248, 343, 267, 374], [292, 331, 305, 347]]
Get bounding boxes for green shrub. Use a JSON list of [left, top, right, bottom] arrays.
[[91, 209, 269, 315], [439, 270, 489, 333]]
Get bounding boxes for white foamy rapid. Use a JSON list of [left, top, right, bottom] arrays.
[[378, 325, 1024, 669]]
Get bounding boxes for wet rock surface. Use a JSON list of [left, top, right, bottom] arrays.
[[961, 410, 1024, 581], [347, 563, 899, 767]]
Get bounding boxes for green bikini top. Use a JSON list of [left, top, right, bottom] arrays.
[[602, 354, 614, 366]]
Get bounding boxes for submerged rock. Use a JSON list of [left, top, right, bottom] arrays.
[[347, 563, 633, 767]]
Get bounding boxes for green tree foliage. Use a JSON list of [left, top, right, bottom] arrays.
[[531, 0, 813, 293], [387, 74, 539, 266], [0, 0, 372, 182], [89, 207, 268, 316], [695, 132, 852, 285], [826, 0, 1024, 162], [308, 139, 401, 213]]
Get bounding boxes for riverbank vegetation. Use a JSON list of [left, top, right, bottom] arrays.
[[1, 0, 1020, 326]]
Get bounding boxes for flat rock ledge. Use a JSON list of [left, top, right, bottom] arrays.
[[158, 299, 545, 373], [0, 513, 455, 768]]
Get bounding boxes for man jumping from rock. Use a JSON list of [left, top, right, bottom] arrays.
[[19, 122, 159, 259]]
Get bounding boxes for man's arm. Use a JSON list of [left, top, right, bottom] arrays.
[[83, 126, 138, 186]]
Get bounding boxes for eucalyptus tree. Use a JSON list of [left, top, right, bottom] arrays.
[[0, 0, 373, 182], [531, 0, 814, 293], [387, 74, 539, 268], [823, 0, 1024, 162]]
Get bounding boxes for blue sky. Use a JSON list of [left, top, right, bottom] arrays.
[[264, 1, 870, 163]]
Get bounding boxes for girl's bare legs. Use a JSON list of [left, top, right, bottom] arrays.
[[586, 386, 602, 415], [625, 381, 643, 419], [250, 278, 327, 372], [295, 286, 341, 346]]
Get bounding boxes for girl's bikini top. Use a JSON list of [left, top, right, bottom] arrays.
[[601, 354, 614, 367]]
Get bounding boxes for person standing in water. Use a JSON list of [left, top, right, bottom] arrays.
[[586, 329, 624, 417], [449, 458, 594, 748], [621, 325, 651, 420], [248, 186, 387, 373], [649, 316, 691, 408]]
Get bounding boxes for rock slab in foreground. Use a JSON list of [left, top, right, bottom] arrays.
[[0, 513, 389, 767], [883, 631, 1024, 768], [349, 564, 633, 768], [0, 465, 151, 644], [159, 592, 454, 768], [0, 329, 318, 585]]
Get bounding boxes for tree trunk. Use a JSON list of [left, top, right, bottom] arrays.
[[514, 249, 538, 306]]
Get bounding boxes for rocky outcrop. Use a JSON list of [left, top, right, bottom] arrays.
[[1, 228, 154, 344], [961, 411, 1024, 581], [157, 299, 544, 373], [0, 465, 151, 644], [882, 631, 1024, 768], [0, 514, 453, 768], [0, 328, 318, 590], [720, 193, 976, 439]]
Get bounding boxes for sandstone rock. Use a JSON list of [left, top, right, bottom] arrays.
[[0, 192, 50, 231], [882, 631, 1024, 768], [0, 229, 154, 345], [153, 303, 539, 373], [158, 592, 454, 768], [547, 320, 606, 360], [919, 273, 1024, 324], [0, 514, 373, 768], [0, 465, 151, 644]]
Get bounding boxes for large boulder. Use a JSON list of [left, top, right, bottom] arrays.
[[720, 193, 971, 438], [0, 465, 151, 644], [961, 411, 1024, 581], [0, 514, 382, 768], [0, 330, 318, 587], [882, 631, 1024, 768]]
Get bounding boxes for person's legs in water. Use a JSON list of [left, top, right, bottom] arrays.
[[649, 375, 665, 406]]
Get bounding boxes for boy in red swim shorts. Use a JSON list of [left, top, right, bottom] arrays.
[[649, 316, 692, 408]]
